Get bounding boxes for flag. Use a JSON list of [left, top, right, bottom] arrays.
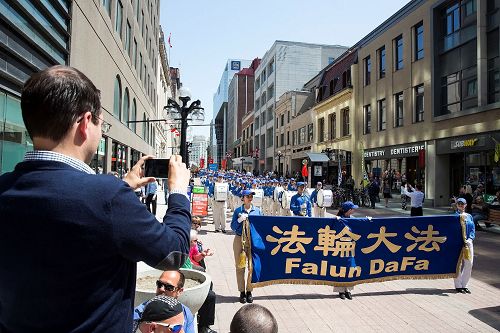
[[170, 126, 180, 137], [168, 33, 172, 48], [338, 157, 342, 186]]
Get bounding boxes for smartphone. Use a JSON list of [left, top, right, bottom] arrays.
[[144, 159, 169, 178]]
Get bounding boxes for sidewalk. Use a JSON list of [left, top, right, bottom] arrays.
[[138, 192, 500, 332]]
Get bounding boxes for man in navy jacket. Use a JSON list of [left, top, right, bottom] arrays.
[[0, 66, 191, 333]]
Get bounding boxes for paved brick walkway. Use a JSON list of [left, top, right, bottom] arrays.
[[138, 193, 500, 332]]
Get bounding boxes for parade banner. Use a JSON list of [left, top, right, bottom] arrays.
[[247, 215, 466, 287], [191, 193, 208, 216]]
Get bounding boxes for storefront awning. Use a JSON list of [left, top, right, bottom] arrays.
[[306, 152, 330, 162]]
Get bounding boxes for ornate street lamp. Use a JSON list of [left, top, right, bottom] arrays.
[[163, 87, 204, 166]]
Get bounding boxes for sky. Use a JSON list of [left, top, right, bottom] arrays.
[[160, 0, 410, 138]]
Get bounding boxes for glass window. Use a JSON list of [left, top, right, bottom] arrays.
[[308, 124, 313, 142], [0, 92, 33, 174], [395, 92, 404, 127], [378, 99, 386, 131], [122, 88, 129, 124], [415, 22, 424, 60], [115, 0, 123, 35], [395, 35, 404, 70], [90, 138, 106, 174], [364, 105, 371, 134], [364, 56, 371, 85], [133, 38, 137, 68], [342, 108, 350, 136], [379, 46, 386, 78], [125, 21, 131, 54], [441, 72, 461, 114], [113, 76, 122, 119], [318, 117, 325, 142], [415, 85, 424, 123], [329, 113, 336, 140], [102, 0, 111, 15], [131, 99, 137, 132]]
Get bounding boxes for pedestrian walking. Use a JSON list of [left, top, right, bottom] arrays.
[[400, 181, 408, 210]]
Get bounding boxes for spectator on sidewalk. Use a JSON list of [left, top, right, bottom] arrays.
[[136, 295, 185, 333], [454, 198, 475, 294], [134, 270, 218, 333], [230, 304, 278, 333], [400, 181, 408, 210], [368, 178, 380, 209], [0, 65, 191, 333], [145, 179, 158, 215], [402, 183, 425, 216], [189, 229, 214, 268], [382, 180, 391, 208], [471, 196, 490, 229]]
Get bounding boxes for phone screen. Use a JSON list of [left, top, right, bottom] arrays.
[[144, 159, 169, 178]]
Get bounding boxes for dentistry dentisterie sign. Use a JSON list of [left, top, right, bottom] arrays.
[[246, 215, 467, 287]]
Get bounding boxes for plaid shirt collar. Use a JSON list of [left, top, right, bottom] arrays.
[[24, 150, 95, 174]]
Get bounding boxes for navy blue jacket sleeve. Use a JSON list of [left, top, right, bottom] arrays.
[[110, 185, 191, 270]]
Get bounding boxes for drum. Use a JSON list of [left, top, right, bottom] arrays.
[[214, 183, 229, 201], [317, 189, 333, 208], [273, 187, 284, 202], [281, 191, 297, 209], [253, 188, 264, 207]]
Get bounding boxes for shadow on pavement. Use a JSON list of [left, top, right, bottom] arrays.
[[214, 288, 457, 304], [469, 306, 500, 331]]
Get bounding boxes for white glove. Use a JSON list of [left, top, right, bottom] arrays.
[[366, 216, 372, 221], [237, 213, 248, 223]]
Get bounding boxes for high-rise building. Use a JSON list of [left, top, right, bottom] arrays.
[[189, 135, 208, 168], [227, 58, 260, 169], [253, 41, 348, 173], [212, 58, 252, 166]]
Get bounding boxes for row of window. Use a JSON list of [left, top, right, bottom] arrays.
[[255, 84, 275, 112], [362, 84, 424, 135], [255, 58, 275, 91], [113, 75, 155, 146], [102, 0, 158, 107], [364, 21, 424, 86]]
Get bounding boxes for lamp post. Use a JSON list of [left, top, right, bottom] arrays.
[[163, 87, 204, 166], [276, 150, 284, 177]]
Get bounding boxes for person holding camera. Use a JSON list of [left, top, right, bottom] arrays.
[[231, 189, 262, 304], [0, 66, 192, 333]]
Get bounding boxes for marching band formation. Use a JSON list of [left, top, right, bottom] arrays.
[[199, 170, 334, 221]]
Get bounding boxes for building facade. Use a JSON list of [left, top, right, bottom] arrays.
[[189, 135, 208, 168], [227, 58, 260, 164], [253, 40, 348, 173], [212, 58, 252, 166], [355, 0, 500, 205], [0, 0, 166, 176]]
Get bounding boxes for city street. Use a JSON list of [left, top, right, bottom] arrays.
[[139, 193, 500, 333]]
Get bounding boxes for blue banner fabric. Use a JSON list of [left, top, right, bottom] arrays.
[[247, 215, 464, 287]]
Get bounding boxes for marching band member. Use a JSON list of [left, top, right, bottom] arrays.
[[333, 201, 359, 300], [310, 181, 326, 218], [213, 174, 228, 233], [287, 178, 297, 191], [290, 182, 312, 217], [454, 197, 475, 294], [231, 189, 262, 304]]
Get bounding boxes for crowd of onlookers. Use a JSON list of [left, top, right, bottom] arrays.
[[451, 183, 500, 230]]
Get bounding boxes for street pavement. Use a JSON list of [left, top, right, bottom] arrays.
[[138, 193, 500, 332]]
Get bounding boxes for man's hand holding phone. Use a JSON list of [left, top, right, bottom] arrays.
[[124, 155, 155, 189], [168, 155, 190, 193]]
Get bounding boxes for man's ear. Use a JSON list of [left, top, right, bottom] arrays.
[[76, 111, 92, 139]]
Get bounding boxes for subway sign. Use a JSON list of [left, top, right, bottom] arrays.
[[450, 138, 483, 149]]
